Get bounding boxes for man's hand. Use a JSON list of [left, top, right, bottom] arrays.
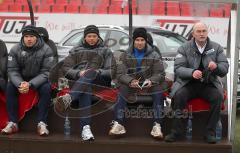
[[18, 81, 30, 94], [79, 70, 87, 77], [208, 61, 217, 71], [129, 79, 141, 88], [192, 70, 203, 80]]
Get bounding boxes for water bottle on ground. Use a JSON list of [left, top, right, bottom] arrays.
[[186, 117, 192, 141], [64, 115, 71, 137], [216, 119, 222, 141]]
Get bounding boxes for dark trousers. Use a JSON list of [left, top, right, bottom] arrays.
[[171, 81, 223, 135], [70, 70, 110, 130], [114, 84, 164, 125], [7, 81, 51, 123]]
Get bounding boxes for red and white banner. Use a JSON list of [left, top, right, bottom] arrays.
[[0, 13, 229, 47]]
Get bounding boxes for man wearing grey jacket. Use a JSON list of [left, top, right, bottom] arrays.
[[165, 22, 229, 143], [1, 25, 54, 136]]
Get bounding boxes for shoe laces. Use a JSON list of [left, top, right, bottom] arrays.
[[38, 121, 48, 130], [5, 122, 17, 129]]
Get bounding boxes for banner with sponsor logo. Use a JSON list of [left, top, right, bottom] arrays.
[[0, 13, 229, 47]]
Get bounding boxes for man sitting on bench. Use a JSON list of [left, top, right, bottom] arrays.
[[1, 25, 54, 136], [109, 27, 166, 139], [164, 22, 229, 144], [55, 25, 116, 141]]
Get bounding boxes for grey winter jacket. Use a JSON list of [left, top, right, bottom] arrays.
[[8, 37, 54, 89], [62, 39, 116, 80], [116, 44, 165, 87], [170, 38, 229, 98]]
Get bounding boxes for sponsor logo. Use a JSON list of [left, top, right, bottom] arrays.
[[155, 19, 199, 38], [0, 16, 38, 35]]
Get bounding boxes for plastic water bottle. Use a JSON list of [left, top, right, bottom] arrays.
[[186, 117, 192, 141], [64, 115, 71, 137], [216, 119, 222, 141]]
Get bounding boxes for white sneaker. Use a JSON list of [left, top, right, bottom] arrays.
[[37, 121, 49, 136], [55, 94, 72, 112], [1, 122, 18, 135], [151, 122, 163, 139], [81, 125, 94, 141], [109, 121, 126, 136]]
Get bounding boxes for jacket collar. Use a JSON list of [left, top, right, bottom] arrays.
[[190, 37, 212, 55], [126, 44, 153, 57]]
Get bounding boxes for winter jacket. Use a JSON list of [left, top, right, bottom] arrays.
[[170, 38, 229, 98], [62, 39, 116, 80], [116, 44, 165, 87], [8, 37, 54, 89]]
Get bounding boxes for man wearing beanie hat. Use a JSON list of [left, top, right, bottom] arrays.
[[55, 25, 116, 141], [109, 27, 166, 140], [1, 25, 54, 136], [0, 39, 7, 91]]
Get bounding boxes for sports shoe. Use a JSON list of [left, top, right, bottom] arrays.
[[151, 122, 163, 139], [55, 94, 72, 112], [109, 121, 126, 136], [1, 122, 18, 135], [37, 121, 49, 136], [204, 133, 217, 144], [81, 125, 94, 141]]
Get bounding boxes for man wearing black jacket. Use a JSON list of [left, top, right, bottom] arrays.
[[1, 25, 54, 136]]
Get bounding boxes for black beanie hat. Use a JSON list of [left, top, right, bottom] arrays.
[[84, 25, 99, 38], [22, 25, 39, 37], [133, 27, 147, 41]]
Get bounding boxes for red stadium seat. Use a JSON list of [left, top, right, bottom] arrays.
[[41, 0, 55, 5], [108, 5, 122, 14], [1, 0, 14, 4], [152, 1, 165, 15], [82, 0, 96, 6], [166, 1, 180, 16], [66, 4, 79, 13], [23, 4, 38, 12], [193, 3, 209, 17], [55, 0, 68, 5], [180, 2, 194, 16], [0, 4, 9, 12], [69, 0, 81, 5], [52, 4, 65, 13], [123, 5, 136, 14], [137, 0, 151, 15], [15, 0, 27, 4], [223, 4, 231, 17], [94, 5, 108, 14], [37, 4, 51, 13], [80, 5, 93, 14], [31, 0, 41, 5], [9, 4, 22, 12], [210, 8, 223, 17]]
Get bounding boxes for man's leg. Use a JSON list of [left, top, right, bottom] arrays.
[[200, 84, 222, 136], [165, 83, 197, 142], [6, 82, 19, 123], [37, 82, 52, 123]]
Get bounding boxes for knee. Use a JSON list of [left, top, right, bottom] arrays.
[[38, 83, 51, 94]]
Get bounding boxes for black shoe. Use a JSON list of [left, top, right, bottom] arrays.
[[165, 132, 180, 142], [204, 134, 217, 144]]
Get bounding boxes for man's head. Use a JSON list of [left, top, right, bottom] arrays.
[[192, 22, 208, 45], [84, 25, 99, 46], [22, 25, 39, 47], [133, 27, 147, 50]]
